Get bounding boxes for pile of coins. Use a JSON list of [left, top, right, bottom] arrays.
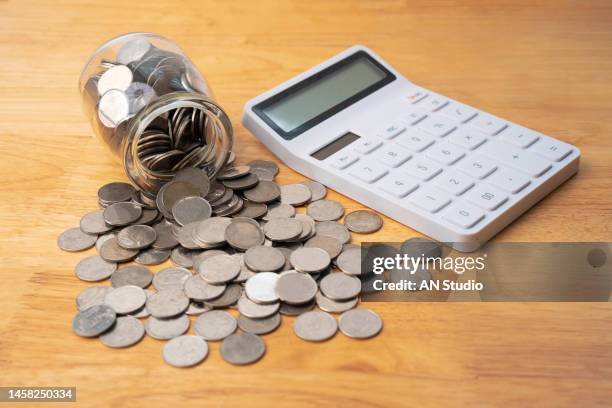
[[60, 159, 384, 367]]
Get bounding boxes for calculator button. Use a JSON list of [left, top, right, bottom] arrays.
[[434, 171, 475, 196], [499, 126, 539, 148], [467, 185, 508, 211], [396, 130, 435, 152], [532, 138, 573, 162], [378, 121, 406, 140], [417, 115, 457, 137], [353, 138, 382, 154], [372, 144, 412, 168], [328, 151, 359, 169], [410, 186, 452, 213], [406, 89, 428, 103], [421, 95, 449, 112], [489, 169, 531, 194], [378, 173, 419, 198], [349, 159, 388, 183], [401, 106, 428, 125], [425, 142, 466, 165], [480, 140, 551, 177], [439, 102, 478, 123], [443, 202, 485, 229], [457, 154, 497, 179], [447, 127, 487, 150], [469, 113, 507, 135], [402, 157, 443, 181]]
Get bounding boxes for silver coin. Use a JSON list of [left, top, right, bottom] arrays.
[[274, 247, 294, 271], [58, 227, 97, 252], [237, 296, 279, 319], [184, 275, 226, 301], [145, 314, 190, 340], [217, 165, 251, 180], [129, 289, 153, 318], [247, 159, 279, 176], [306, 200, 345, 222], [74, 255, 116, 282], [237, 313, 281, 335], [192, 249, 229, 270], [194, 310, 237, 340], [117, 224, 156, 249], [221, 173, 259, 190], [153, 267, 192, 290], [290, 247, 331, 273], [97, 64, 133, 95], [185, 301, 212, 316], [98, 89, 130, 127], [76, 286, 114, 311], [280, 184, 311, 206], [264, 218, 302, 241], [80, 210, 113, 234], [173, 167, 211, 197], [194, 217, 232, 245], [147, 289, 190, 318], [233, 201, 268, 219], [305, 235, 343, 259], [125, 82, 156, 113], [152, 221, 179, 250], [279, 299, 315, 316], [172, 196, 212, 226], [336, 247, 361, 276], [319, 273, 361, 300], [204, 181, 226, 202], [176, 222, 201, 250], [104, 285, 147, 314], [300, 180, 327, 202], [205, 283, 242, 308], [225, 219, 264, 251], [220, 332, 266, 365], [243, 181, 280, 203], [315, 221, 351, 244], [249, 166, 275, 181], [95, 232, 117, 252], [111, 265, 153, 288], [213, 196, 244, 217], [135, 247, 171, 265], [344, 210, 383, 234], [170, 246, 201, 268], [103, 202, 142, 226], [275, 271, 317, 305], [293, 311, 337, 342], [134, 208, 159, 225], [72, 304, 116, 337], [244, 246, 285, 272], [100, 315, 145, 348], [338, 309, 383, 339], [198, 254, 240, 284], [233, 255, 257, 283], [98, 182, 134, 204], [99, 237, 139, 262], [244, 272, 279, 304], [294, 213, 316, 241], [163, 335, 209, 368], [157, 181, 201, 220], [117, 37, 151, 64], [315, 291, 358, 313], [263, 202, 295, 220]]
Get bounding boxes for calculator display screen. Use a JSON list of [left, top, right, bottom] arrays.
[[253, 51, 395, 140]]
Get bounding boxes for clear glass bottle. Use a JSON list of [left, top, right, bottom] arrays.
[[78, 32, 232, 197]]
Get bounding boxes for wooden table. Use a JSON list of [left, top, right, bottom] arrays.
[[1, 1, 611, 406]]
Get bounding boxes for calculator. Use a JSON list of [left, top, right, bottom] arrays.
[[241, 45, 580, 251]]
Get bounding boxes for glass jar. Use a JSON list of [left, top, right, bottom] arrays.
[[78, 32, 233, 197]]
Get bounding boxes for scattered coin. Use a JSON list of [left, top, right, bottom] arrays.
[[279, 299, 315, 316], [100, 315, 145, 348], [58, 227, 97, 252], [76, 286, 114, 311], [205, 283, 242, 308], [336, 247, 362, 276], [263, 202, 295, 220], [103, 202, 143, 226], [99, 237, 139, 263], [184, 275, 226, 301], [220, 332, 266, 365], [237, 313, 281, 335], [315, 291, 358, 313], [135, 247, 171, 265], [104, 285, 147, 314], [95, 232, 117, 252], [194, 310, 237, 340], [146, 289, 190, 318], [249, 166, 275, 181], [237, 296, 280, 319], [315, 221, 351, 244], [153, 267, 192, 290], [264, 218, 302, 241], [247, 159, 279, 176], [134, 208, 159, 225], [163, 335, 209, 367], [157, 181, 201, 220], [293, 311, 337, 342], [173, 167, 211, 197], [146, 315, 190, 340], [221, 173, 259, 190], [244, 246, 285, 272], [344, 210, 383, 234], [217, 165, 251, 180], [194, 217, 232, 245], [319, 273, 362, 301], [280, 184, 311, 206], [225, 219, 265, 251], [152, 221, 179, 250], [117, 224, 156, 249], [185, 301, 212, 316], [75, 255, 117, 282], [276, 272, 317, 305], [245, 272, 280, 304], [306, 200, 345, 222], [305, 235, 343, 259], [111, 265, 153, 288], [98, 182, 134, 205], [80, 210, 113, 234], [300, 180, 327, 202], [338, 309, 383, 339], [172, 196, 212, 226], [198, 254, 240, 284], [176, 222, 201, 249], [243, 180, 280, 203], [233, 201, 268, 219], [72, 304, 116, 337], [290, 247, 331, 273]]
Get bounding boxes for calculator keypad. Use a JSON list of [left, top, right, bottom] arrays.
[[322, 86, 575, 232]]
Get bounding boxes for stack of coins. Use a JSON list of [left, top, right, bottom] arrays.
[[60, 158, 386, 367]]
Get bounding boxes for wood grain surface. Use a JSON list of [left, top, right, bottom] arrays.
[[1, 0, 611, 406]]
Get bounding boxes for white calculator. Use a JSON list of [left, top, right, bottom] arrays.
[[241, 45, 580, 251]]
